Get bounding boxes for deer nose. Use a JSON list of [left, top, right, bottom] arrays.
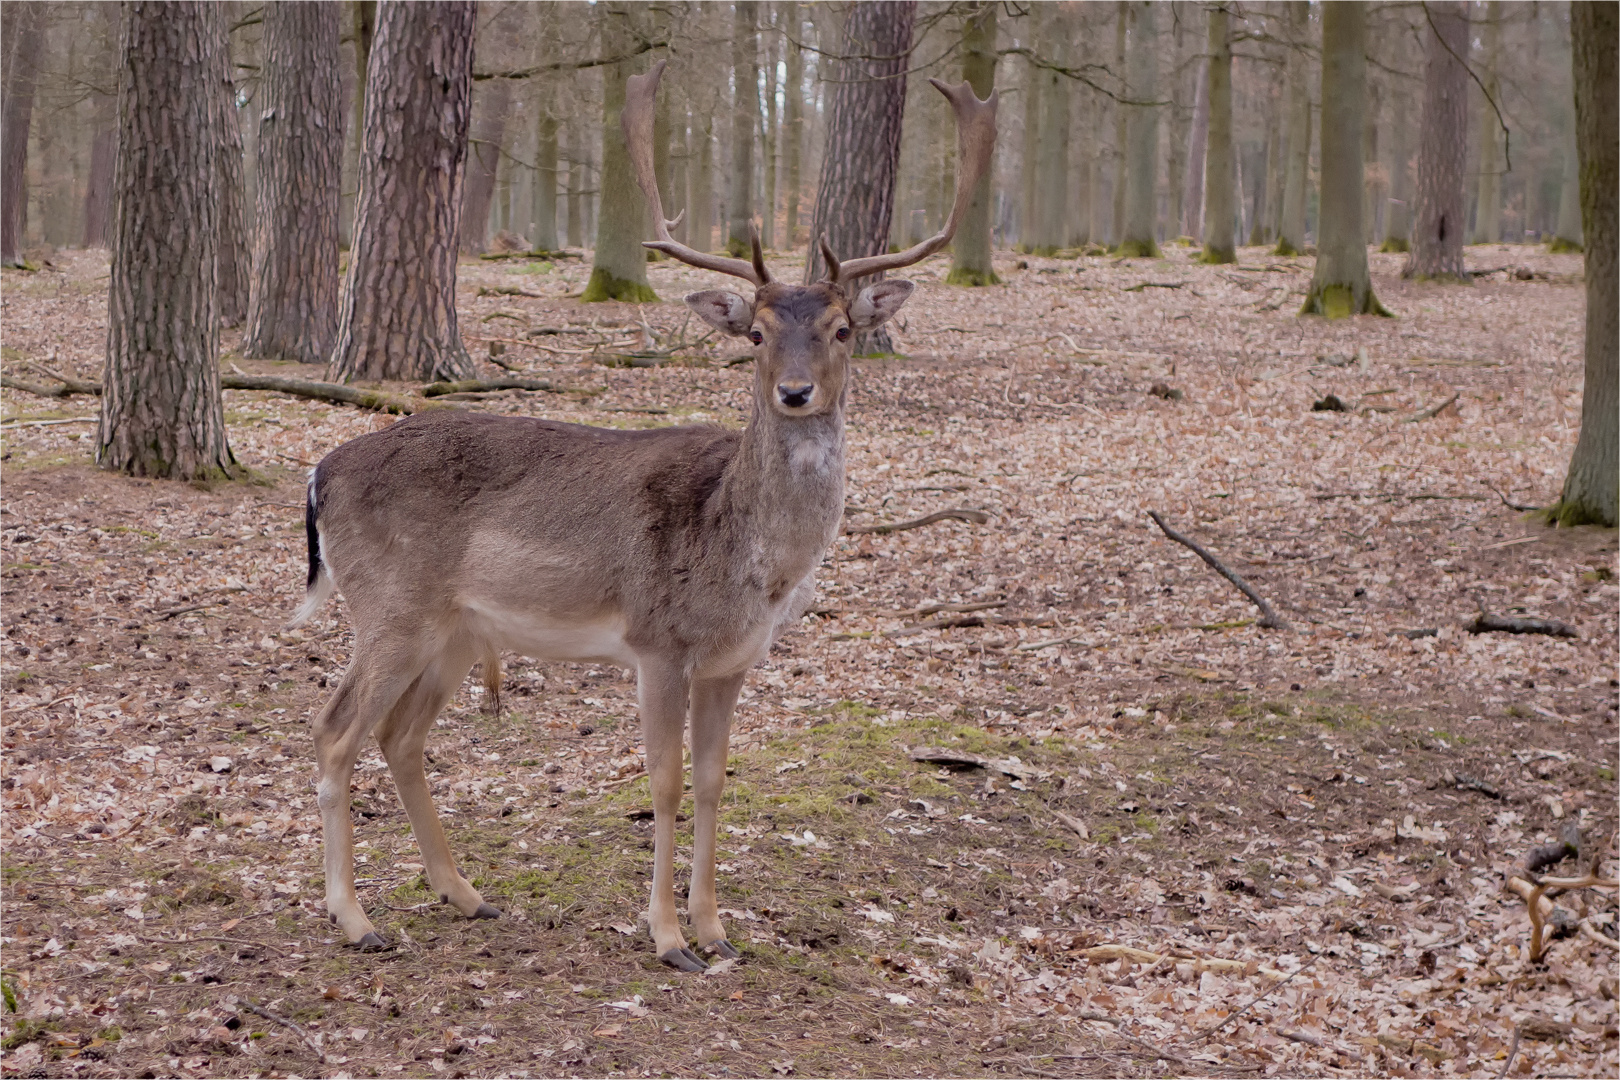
[[777, 382, 813, 409]]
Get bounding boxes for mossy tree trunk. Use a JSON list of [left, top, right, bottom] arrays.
[[1198, 5, 1234, 265], [947, 0, 999, 286], [98, 0, 236, 481], [1301, 2, 1388, 318], [532, 112, 559, 251], [1275, 0, 1310, 255], [583, 3, 657, 303], [1472, 0, 1502, 245], [327, 0, 476, 382], [1118, 0, 1159, 257], [1552, 132, 1584, 251], [1402, 0, 1469, 281], [242, 1, 343, 366], [1549, 0, 1617, 527], [1032, 15, 1069, 256]]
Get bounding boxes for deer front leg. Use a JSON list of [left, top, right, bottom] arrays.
[[689, 672, 745, 958], [638, 658, 703, 970]]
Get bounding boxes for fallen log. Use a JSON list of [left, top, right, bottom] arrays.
[[221, 373, 444, 415], [419, 377, 568, 397], [1466, 613, 1578, 638], [907, 747, 1050, 782], [844, 508, 990, 535]]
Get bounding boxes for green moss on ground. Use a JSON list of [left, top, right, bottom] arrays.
[[1274, 238, 1304, 256], [1299, 281, 1394, 318], [1197, 245, 1236, 265], [1378, 237, 1410, 253], [944, 266, 1002, 286], [1548, 236, 1584, 254], [1539, 497, 1617, 528], [580, 268, 658, 303], [1112, 238, 1160, 259]]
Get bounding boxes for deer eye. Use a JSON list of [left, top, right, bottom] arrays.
[[835, 326, 850, 342], [749, 329, 763, 345]]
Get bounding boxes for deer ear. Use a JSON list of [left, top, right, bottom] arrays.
[[684, 290, 753, 336], [849, 280, 915, 330]]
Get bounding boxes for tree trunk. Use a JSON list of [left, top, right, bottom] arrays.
[[727, 1, 758, 256], [1473, 0, 1502, 244], [566, 119, 585, 248], [81, 127, 116, 248], [1033, 18, 1069, 255], [242, 1, 343, 365], [1551, 0, 1617, 527], [947, 0, 999, 285], [98, 1, 235, 480], [1, 3, 42, 267], [1110, 1, 1128, 247], [1403, 0, 1469, 280], [1382, 66, 1412, 252], [532, 113, 559, 251], [803, 0, 915, 355], [1257, 81, 1281, 245], [1301, 2, 1387, 317], [692, 116, 714, 251], [1275, 0, 1310, 255], [1553, 130, 1583, 251], [762, 19, 779, 249], [327, 0, 475, 383], [340, 0, 374, 247], [783, 0, 803, 246], [460, 76, 509, 254], [1182, 54, 1208, 240], [1165, 5, 1187, 243], [1119, 0, 1159, 257], [213, 16, 250, 328], [1199, 5, 1234, 264], [582, 3, 656, 303], [1018, 21, 1040, 252]]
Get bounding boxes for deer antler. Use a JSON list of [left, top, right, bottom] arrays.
[[624, 59, 770, 287], [833, 78, 998, 283]]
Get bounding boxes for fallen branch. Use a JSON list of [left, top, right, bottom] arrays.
[[1146, 511, 1288, 630], [234, 997, 326, 1062], [1123, 280, 1187, 292], [1481, 480, 1540, 513], [477, 248, 580, 261], [1404, 393, 1460, 422], [907, 747, 1049, 782], [0, 417, 96, 428], [1, 373, 96, 398], [1080, 943, 1288, 981], [1052, 810, 1089, 839], [844, 508, 990, 535], [1466, 613, 1578, 638], [1580, 918, 1620, 952], [1190, 953, 1321, 1044], [420, 377, 567, 397], [904, 600, 1006, 619], [221, 373, 444, 415], [475, 283, 543, 298]]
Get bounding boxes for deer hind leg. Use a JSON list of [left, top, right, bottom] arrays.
[[688, 672, 745, 959], [637, 657, 703, 970], [375, 646, 498, 920], [313, 645, 423, 947]]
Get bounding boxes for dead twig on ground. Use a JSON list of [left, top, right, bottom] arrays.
[[1466, 613, 1578, 638], [1481, 479, 1540, 512], [1123, 280, 1188, 292], [137, 933, 289, 956], [903, 600, 1006, 619], [475, 284, 543, 298], [1496, 1025, 1523, 1080], [1404, 393, 1460, 422], [844, 508, 990, 535], [419, 377, 568, 398], [233, 997, 326, 1062], [1147, 511, 1288, 630], [1189, 952, 1321, 1045]]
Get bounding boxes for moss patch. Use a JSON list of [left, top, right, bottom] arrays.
[[580, 268, 658, 304], [944, 266, 1003, 287]]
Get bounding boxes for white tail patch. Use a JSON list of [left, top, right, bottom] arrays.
[[289, 562, 334, 628]]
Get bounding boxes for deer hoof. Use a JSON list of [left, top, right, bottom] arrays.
[[701, 939, 740, 960], [659, 946, 709, 972], [472, 903, 502, 920], [354, 931, 389, 950]]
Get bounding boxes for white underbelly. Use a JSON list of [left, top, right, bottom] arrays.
[[461, 602, 636, 667]]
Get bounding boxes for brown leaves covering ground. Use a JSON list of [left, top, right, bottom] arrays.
[[1, 244, 1615, 1080]]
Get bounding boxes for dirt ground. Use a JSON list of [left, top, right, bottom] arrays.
[[1, 244, 1616, 1080]]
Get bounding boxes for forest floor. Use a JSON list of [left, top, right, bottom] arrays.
[[0, 243, 1615, 1080]]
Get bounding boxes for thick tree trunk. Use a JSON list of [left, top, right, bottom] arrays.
[[1257, 81, 1281, 245], [1473, 0, 1503, 244], [1182, 55, 1208, 240], [1301, 2, 1387, 317], [327, 0, 475, 383], [583, 4, 656, 303], [727, 2, 758, 256], [1119, 1, 1159, 257], [340, 0, 374, 247], [1032, 21, 1069, 255], [803, 0, 915, 355], [460, 76, 509, 254], [947, 0, 999, 285], [242, 2, 343, 365], [81, 127, 116, 248], [1018, 23, 1040, 251], [1, 4, 42, 267], [1553, 132, 1583, 250], [783, 0, 803, 246], [1551, 0, 1617, 527], [1382, 72, 1412, 252], [1403, 0, 1469, 280], [1276, 0, 1310, 255], [692, 117, 714, 252], [1199, 6, 1234, 264], [98, 1, 234, 480], [212, 16, 250, 328], [1165, 6, 1187, 243], [532, 113, 559, 251]]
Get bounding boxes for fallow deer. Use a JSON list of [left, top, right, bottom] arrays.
[[292, 60, 996, 970]]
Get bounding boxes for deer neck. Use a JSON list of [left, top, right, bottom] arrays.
[[725, 382, 847, 571]]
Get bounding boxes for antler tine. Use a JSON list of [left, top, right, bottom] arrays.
[[818, 235, 840, 285], [624, 59, 765, 287], [749, 221, 772, 285], [835, 79, 999, 282]]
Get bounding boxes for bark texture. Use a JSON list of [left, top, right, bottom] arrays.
[[212, 15, 250, 327], [1, 3, 43, 266], [327, 0, 475, 383], [460, 76, 510, 254], [783, 1, 804, 245], [1403, 0, 1470, 280], [1275, 0, 1310, 255], [1032, 13, 1069, 255], [1118, 0, 1159, 257], [1181, 55, 1208, 240], [82, 127, 116, 248], [1199, 6, 1235, 264], [1473, 0, 1503, 244], [1552, 0, 1617, 526], [243, 2, 343, 365], [532, 113, 559, 251], [1109, 2, 1127, 246], [1553, 132, 1584, 250], [947, 1, 999, 286], [583, 3, 655, 303], [727, 1, 759, 256], [1301, 2, 1387, 317], [803, 2, 914, 285], [98, 1, 235, 480]]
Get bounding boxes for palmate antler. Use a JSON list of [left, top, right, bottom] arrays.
[[623, 59, 998, 288]]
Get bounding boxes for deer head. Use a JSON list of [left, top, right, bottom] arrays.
[[623, 60, 998, 418]]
